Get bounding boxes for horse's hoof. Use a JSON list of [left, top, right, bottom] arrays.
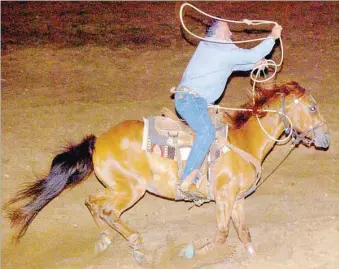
[[94, 234, 112, 254], [94, 241, 109, 254], [133, 250, 145, 263], [246, 243, 256, 257], [179, 242, 195, 259]]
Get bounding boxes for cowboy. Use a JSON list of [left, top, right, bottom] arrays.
[[175, 20, 282, 196]]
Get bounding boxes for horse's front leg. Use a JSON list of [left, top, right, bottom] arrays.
[[196, 183, 237, 255], [231, 198, 255, 256]]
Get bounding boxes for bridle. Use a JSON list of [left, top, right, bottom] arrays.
[[290, 122, 325, 146], [278, 92, 325, 147]]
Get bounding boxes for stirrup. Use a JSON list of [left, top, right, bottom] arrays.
[[175, 182, 210, 206], [185, 184, 205, 199], [175, 181, 205, 201]]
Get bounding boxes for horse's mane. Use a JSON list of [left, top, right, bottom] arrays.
[[222, 81, 306, 129]]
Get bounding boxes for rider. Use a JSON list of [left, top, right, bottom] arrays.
[[175, 19, 282, 195]]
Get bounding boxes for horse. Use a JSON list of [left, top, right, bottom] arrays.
[[4, 81, 329, 262]]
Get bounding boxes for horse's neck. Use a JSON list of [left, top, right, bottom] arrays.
[[229, 112, 285, 162]]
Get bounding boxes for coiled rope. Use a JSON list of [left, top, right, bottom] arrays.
[[179, 3, 291, 143]]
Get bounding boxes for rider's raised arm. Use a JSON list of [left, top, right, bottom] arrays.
[[232, 63, 255, 72], [230, 37, 275, 65], [228, 24, 282, 66]]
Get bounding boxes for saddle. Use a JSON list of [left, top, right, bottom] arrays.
[[142, 106, 230, 202]]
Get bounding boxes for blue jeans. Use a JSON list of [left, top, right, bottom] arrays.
[[175, 92, 216, 180]]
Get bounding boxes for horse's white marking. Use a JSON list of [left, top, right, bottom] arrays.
[[111, 158, 139, 179], [147, 154, 177, 179], [121, 138, 130, 150], [95, 156, 146, 190], [121, 138, 142, 152], [145, 153, 178, 193], [130, 140, 142, 152], [102, 234, 112, 246]]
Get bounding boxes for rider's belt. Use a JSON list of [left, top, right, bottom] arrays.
[[176, 86, 200, 97]]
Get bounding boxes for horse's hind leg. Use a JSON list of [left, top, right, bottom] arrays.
[[231, 198, 255, 256], [85, 190, 115, 253], [85, 186, 146, 261]]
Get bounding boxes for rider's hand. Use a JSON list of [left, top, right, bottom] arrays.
[[255, 58, 268, 70], [270, 24, 282, 39]]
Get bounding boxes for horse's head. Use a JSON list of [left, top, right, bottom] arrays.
[[222, 81, 330, 149], [282, 82, 330, 149]]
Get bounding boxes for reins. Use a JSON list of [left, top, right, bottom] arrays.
[[256, 120, 326, 192], [256, 143, 295, 191]]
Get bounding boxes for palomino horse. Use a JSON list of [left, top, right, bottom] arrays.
[[4, 81, 329, 261]]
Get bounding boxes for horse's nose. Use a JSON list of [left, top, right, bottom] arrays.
[[315, 132, 330, 149], [323, 132, 330, 148]]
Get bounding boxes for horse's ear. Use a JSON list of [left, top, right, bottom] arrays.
[[290, 81, 300, 87], [283, 81, 302, 95], [280, 84, 291, 96]]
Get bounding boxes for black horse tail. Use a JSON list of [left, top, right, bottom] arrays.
[[3, 135, 96, 242]]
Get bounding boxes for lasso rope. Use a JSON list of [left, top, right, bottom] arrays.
[[179, 3, 283, 66], [180, 3, 290, 143], [180, 3, 279, 44]]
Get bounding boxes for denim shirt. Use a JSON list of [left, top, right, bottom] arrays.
[[179, 36, 275, 104]]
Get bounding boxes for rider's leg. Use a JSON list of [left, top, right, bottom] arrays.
[[175, 92, 216, 189], [179, 169, 200, 192]]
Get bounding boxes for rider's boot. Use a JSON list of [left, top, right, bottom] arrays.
[[179, 169, 205, 199]]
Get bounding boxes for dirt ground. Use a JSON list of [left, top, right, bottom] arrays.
[[1, 2, 338, 269]]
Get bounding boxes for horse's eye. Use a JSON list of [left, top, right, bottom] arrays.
[[310, 106, 317, 112]]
